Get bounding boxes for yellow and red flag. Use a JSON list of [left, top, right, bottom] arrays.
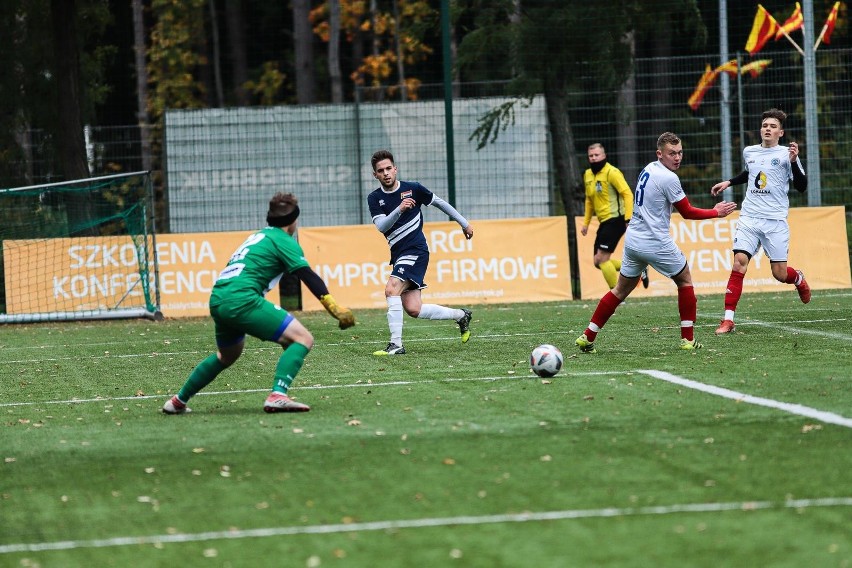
[[823, 1, 841, 44], [745, 5, 779, 54], [687, 64, 720, 111], [740, 59, 772, 78], [775, 3, 804, 40], [715, 59, 739, 77]]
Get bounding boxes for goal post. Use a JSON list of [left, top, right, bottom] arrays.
[[0, 171, 162, 323]]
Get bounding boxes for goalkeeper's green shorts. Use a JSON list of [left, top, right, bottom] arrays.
[[210, 295, 294, 347]]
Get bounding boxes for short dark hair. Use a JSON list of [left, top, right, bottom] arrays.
[[762, 108, 787, 127], [371, 150, 395, 171], [657, 132, 681, 151], [268, 192, 298, 218]]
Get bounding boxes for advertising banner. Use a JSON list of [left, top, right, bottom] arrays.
[[576, 206, 851, 300], [3, 232, 252, 318], [299, 216, 572, 311], [5, 209, 845, 318], [3, 217, 571, 318]]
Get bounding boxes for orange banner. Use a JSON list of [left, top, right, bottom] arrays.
[[299, 216, 572, 311], [3, 232, 253, 318], [576, 206, 851, 300], [3, 218, 572, 318]]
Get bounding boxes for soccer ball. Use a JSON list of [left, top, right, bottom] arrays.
[[530, 344, 563, 378]]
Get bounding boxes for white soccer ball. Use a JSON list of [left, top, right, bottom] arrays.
[[530, 344, 563, 378]]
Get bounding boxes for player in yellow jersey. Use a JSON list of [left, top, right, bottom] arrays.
[[581, 143, 648, 289]]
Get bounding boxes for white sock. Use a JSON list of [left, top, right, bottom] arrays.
[[724, 309, 735, 322], [387, 296, 403, 345], [418, 304, 464, 321]]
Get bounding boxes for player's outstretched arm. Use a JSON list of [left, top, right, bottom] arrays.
[[320, 293, 356, 329], [430, 195, 471, 238], [711, 170, 748, 196], [674, 197, 737, 220], [293, 267, 355, 329]]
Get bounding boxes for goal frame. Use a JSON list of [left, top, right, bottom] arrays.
[[0, 171, 162, 323]]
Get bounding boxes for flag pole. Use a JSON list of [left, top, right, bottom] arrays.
[[814, 22, 829, 50], [779, 28, 805, 55]]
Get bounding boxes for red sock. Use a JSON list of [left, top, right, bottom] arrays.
[[585, 291, 621, 341], [784, 266, 799, 284], [724, 271, 744, 312], [677, 285, 696, 341]]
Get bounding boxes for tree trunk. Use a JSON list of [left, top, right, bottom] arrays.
[[131, 0, 153, 173], [392, 0, 407, 101], [50, 0, 97, 236], [293, 0, 316, 104], [616, 31, 639, 185], [207, 0, 225, 106], [650, 33, 672, 142], [369, 0, 383, 100], [544, 80, 583, 299], [328, 0, 343, 103], [225, 0, 249, 105], [50, 0, 88, 181]]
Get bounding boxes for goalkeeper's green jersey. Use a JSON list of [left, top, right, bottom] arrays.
[[211, 227, 310, 305]]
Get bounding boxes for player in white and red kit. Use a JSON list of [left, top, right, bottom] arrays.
[[710, 108, 810, 335], [576, 132, 737, 353]]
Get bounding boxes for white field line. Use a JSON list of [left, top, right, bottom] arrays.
[[638, 370, 852, 428], [1, 497, 850, 554], [695, 313, 852, 340], [4, 368, 851, 430], [0, 372, 623, 408], [739, 319, 852, 340], [0, 332, 576, 364], [3, 315, 849, 361]]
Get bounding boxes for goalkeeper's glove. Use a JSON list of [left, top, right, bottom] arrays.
[[320, 294, 356, 329]]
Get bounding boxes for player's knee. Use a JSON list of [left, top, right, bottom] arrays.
[[384, 283, 402, 297], [293, 329, 314, 349], [405, 306, 420, 318], [217, 352, 241, 368]]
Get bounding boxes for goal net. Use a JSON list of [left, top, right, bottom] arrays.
[[0, 171, 161, 323]]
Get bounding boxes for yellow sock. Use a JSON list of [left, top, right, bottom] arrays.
[[599, 260, 618, 289], [611, 259, 621, 271]]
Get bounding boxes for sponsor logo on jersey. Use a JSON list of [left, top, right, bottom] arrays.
[[755, 171, 768, 189], [401, 191, 413, 199]]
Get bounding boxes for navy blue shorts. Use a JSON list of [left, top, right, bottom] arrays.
[[390, 248, 430, 290]]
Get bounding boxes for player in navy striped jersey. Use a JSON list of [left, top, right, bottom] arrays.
[[367, 150, 474, 355], [710, 108, 810, 335], [576, 132, 737, 353]]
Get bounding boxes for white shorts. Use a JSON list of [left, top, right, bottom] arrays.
[[621, 241, 687, 279], [733, 217, 790, 262]]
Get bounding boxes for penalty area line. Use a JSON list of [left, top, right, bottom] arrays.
[[638, 370, 852, 428], [1, 497, 850, 554]]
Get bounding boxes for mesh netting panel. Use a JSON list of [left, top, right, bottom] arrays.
[[0, 172, 159, 322]]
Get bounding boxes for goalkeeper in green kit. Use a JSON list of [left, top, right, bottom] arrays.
[[163, 192, 355, 414]]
